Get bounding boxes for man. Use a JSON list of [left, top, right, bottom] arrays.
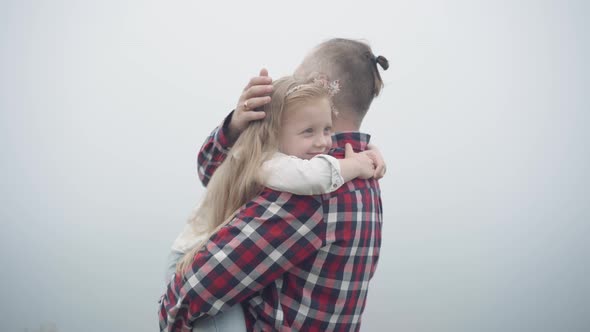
[[160, 38, 389, 331]]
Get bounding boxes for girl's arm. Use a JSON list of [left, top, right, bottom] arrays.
[[263, 144, 377, 195], [262, 154, 343, 195]]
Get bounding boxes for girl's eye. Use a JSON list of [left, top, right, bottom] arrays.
[[324, 127, 332, 134], [303, 128, 314, 134]]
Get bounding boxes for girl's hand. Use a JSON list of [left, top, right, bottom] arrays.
[[228, 68, 273, 143], [344, 144, 375, 180], [365, 144, 387, 179]]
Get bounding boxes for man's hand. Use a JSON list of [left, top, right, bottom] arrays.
[[228, 68, 273, 143]]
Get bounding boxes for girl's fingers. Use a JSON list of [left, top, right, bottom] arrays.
[[344, 143, 354, 158], [372, 155, 386, 178], [374, 164, 385, 179], [364, 146, 386, 179]]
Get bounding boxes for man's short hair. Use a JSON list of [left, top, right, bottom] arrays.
[[295, 38, 389, 120]]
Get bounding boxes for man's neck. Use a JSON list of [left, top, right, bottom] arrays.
[[333, 113, 362, 132]]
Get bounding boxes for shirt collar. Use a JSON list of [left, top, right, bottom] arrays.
[[331, 132, 372, 151]]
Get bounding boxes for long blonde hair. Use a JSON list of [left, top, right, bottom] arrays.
[[176, 75, 332, 274]]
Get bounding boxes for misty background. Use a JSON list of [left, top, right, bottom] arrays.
[[1, 1, 589, 331]]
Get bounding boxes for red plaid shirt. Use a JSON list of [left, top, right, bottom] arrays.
[[159, 117, 383, 331]]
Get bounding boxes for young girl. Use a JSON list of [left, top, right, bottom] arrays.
[[164, 75, 378, 331]]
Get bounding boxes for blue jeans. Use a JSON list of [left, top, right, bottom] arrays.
[[164, 250, 247, 332]]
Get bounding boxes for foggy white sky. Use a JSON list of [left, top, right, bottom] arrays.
[[1, 1, 589, 331]]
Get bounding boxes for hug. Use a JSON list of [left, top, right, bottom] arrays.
[[160, 38, 388, 332]]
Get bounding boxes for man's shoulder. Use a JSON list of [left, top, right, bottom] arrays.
[[327, 147, 345, 159], [240, 188, 324, 219], [254, 178, 380, 205], [324, 178, 382, 197]]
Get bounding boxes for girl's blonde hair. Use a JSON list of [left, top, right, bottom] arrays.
[[175, 75, 332, 275]]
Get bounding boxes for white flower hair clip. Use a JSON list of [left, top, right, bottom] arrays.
[[329, 80, 340, 96], [313, 78, 340, 97], [312, 77, 341, 116]]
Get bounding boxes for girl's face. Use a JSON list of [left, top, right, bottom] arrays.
[[278, 97, 333, 159]]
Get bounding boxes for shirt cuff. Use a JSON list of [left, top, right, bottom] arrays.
[[313, 154, 345, 191], [214, 110, 235, 151]]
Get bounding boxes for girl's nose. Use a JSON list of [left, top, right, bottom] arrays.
[[314, 135, 328, 148]]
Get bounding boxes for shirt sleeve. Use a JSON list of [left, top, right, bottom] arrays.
[[262, 153, 345, 195], [158, 191, 325, 332], [197, 112, 234, 187]]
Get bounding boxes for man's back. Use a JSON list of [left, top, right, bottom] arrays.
[[159, 131, 382, 332], [240, 132, 382, 331]]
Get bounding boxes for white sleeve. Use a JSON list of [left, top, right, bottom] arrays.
[[262, 153, 345, 195], [164, 249, 184, 287], [171, 223, 207, 253], [167, 220, 208, 286]]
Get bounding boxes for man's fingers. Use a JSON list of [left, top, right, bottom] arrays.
[[244, 85, 273, 100], [244, 76, 273, 91], [243, 96, 271, 110], [259, 68, 269, 77], [242, 110, 266, 121]]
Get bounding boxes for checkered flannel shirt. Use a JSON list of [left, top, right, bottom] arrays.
[[159, 116, 383, 332]]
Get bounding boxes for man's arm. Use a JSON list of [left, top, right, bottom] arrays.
[[197, 114, 233, 187], [197, 69, 273, 186], [158, 191, 324, 332]]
